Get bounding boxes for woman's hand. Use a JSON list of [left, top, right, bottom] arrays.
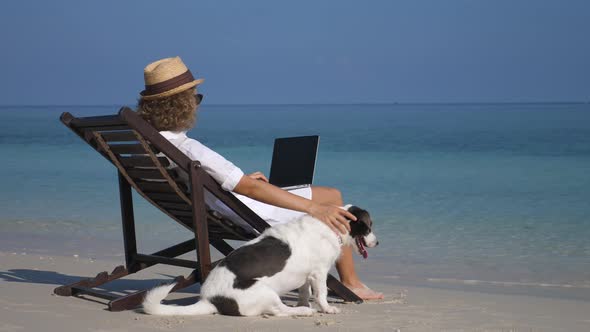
[[247, 171, 269, 182], [308, 202, 356, 235]]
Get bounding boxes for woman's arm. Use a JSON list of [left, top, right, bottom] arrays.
[[177, 139, 355, 233], [233, 175, 356, 234]]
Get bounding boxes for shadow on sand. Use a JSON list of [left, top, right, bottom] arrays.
[[0, 268, 301, 308], [0, 268, 207, 306]]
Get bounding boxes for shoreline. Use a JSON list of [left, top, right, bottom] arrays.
[[2, 252, 590, 331], [2, 229, 590, 303]]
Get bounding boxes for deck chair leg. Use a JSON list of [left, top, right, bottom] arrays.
[[327, 274, 363, 303], [118, 172, 139, 273], [54, 266, 129, 297], [190, 163, 212, 281]]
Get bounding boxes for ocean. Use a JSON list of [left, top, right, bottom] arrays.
[[1, 103, 589, 299]]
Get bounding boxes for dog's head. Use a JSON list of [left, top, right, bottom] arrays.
[[345, 205, 378, 259]]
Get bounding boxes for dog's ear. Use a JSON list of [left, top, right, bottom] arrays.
[[347, 206, 372, 228], [349, 217, 369, 238]]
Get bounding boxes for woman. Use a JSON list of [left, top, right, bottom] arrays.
[[137, 57, 382, 300]]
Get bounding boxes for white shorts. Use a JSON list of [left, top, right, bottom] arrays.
[[232, 187, 312, 226]]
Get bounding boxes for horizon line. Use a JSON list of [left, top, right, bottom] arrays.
[[0, 100, 588, 108]]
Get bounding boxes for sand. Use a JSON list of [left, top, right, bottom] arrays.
[[1, 251, 590, 332]]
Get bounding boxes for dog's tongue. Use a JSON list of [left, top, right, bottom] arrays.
[[356, 237, 368, 259]]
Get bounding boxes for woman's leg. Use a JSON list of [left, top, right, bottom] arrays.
[[311, 186, 384, 300]]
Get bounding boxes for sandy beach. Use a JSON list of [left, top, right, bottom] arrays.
[[1, 251, 589, 332]]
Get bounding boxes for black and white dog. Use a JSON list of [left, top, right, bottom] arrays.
[[142, 205, 378, 317]]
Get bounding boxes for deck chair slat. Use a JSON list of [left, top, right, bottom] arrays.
[[210, 232, 243, 240], [119, 156, 170, 167], [109, 144, 154, 155], [70, 115, 126, 128], [178, 216, 221, 227], [152, 193, 187, 203], [158, 202, 191, 210], [202, 227, 239, 239], [126, 169, 169, 180], [82, 125, 130, 132], [209, 227, 231, 235], [101, 131, 138, 142], [169, 209, 193, 217], [136, 181, 178, 193]]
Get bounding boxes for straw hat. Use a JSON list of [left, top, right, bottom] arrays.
[[140, 56, 204, 100]]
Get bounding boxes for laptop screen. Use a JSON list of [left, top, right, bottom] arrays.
[[269, 135, 320, 188]]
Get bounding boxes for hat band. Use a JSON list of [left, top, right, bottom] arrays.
[[142, 70, 195, 96]]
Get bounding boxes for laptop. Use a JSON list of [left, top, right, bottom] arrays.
[[269, 135, 320, 190]]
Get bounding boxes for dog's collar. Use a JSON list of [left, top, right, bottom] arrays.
[[336, 233, 344, 246]]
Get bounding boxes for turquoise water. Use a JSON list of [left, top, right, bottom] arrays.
[[1, 103, 589, 294]]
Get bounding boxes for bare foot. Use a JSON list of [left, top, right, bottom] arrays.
[[344, 283, 384, 300]]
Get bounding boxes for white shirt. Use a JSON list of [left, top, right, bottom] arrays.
[[159, 131, 244, 192]]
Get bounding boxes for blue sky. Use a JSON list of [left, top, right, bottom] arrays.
[[0, 0, 588, 105]]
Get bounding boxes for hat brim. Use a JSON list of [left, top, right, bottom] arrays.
[[140, 78, 204, 100]]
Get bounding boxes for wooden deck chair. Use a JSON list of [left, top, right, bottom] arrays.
[[53, 107, 363, 311]]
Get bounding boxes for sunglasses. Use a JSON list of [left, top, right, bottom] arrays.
[[195, 93, 204, 105]]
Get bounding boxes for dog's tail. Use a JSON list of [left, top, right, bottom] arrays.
[[142, 283, 217, 316]]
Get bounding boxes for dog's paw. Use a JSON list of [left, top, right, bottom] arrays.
[[321, 305, 341, 314], [293, 307, 315, 316]]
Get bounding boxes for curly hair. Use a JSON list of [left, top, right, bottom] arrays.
[[137, 88, 198, 131]]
